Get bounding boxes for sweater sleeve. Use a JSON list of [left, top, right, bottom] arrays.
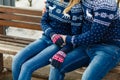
[[70, 3, 83, 35], [40, 1, 55, 37], [66, 3, 117, 46]]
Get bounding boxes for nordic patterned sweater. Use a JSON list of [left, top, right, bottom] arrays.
[[66, 0, 120, 46], [40, 0, 83, 37]]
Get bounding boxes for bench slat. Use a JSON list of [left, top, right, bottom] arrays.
[[0, 40, 26, 47], [110, 66, 120, 73], [0, 5, 42, 16], [0, 35, 35, 52], [0, 35, 34, 55], [0, 34, 34, 43], [0, 20, 41, 30], [0, 43, 23, 55], [0, 13, 41, 23], [0, 36, 33, 45]]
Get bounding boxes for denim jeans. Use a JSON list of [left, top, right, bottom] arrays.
[[49, 46, 90, 80], [12, 35, 60, 80], [49, 44, 120, 80]]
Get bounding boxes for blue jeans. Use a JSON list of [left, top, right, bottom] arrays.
[[12, 35, 60, 80], [49, 46, 90, 80], [49, 44, 120, 80]]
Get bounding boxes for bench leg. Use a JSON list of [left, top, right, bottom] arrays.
[[0, 53, 3, 72], [0, 25, 6, 72]]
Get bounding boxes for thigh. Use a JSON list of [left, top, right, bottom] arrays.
[[13, 35, 52, 64], [22, 44, 60, 72], [60, 46, 90, 73], [82, 45, 120, 80]]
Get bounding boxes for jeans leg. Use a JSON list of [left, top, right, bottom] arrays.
[[12, 36, 52, 80], [18, 44, 60, 80], [49, 46, 90, 80], [82, 51, 119, 80], [49, 66, 65, 80]]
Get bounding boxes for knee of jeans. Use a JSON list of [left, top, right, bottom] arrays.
[[21, 62, 33, 73], [12, 56, 23, 72], [12, 57, 17, 69], [12, 55, 20, 66]]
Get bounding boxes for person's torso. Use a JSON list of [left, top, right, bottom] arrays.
[[81, 0, 120, 43], [46, 0, 83, 35]]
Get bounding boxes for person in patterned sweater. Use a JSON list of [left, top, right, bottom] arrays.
[[41, 0, 84, 69], [49, 0, 120, 80], [12, 0, 84, 80]]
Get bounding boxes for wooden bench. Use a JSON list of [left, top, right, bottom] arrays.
[[0, 5, 47, 79], [0, 5, 119, 80]]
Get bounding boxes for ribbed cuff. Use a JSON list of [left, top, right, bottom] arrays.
[[45, 28, 54, 37], [66, 35, 77, 47], [66, 36, 72, 44]]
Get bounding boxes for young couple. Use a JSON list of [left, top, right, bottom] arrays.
[[12, 0, 120, 80]]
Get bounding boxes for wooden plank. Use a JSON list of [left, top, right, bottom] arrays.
[[0, 35, 34, 44], [0, 34, 34, 41], [0, 13, 41, 23], [0, 20, 41, 30], [0, 5, 42, 16], [110, 66, 120, 73], [0, 43, 24, 55], [0, 26, 6, 34], [0, 40, 27, 47], [0, 35, 35, 55]]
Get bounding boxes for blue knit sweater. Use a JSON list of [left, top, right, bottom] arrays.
[[40, 0, 83, 37], [66, 0, 120, 46]]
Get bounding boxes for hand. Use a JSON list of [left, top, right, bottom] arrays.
[[42, 7, 46, 14], [61, 35, 66, 43], [42, 0, 46, 14], [51, 34, 64, 46], [51, 51, 66, 68]]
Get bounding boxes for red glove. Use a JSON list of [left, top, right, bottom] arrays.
[[51, 34, 64, 46], [51, 50, 66, 68]]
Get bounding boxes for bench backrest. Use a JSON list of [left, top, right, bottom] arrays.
[[0, 5, 42, 30]]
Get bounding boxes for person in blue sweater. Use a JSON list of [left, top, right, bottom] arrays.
[[12, 0, 84, 80], [48, 0, 120, 80]]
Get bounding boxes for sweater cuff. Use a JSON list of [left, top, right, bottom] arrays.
[[45, 28, 54, 37], [60, 44, 73, 53], [66, 36, 76, 47], [66, 36, 72, 44]]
